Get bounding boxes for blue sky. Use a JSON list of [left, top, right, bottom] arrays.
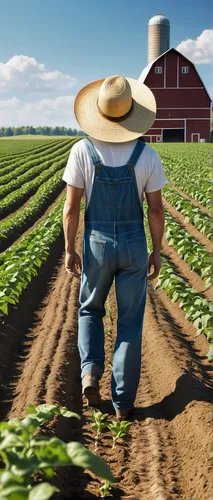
[[0, 0, 212, 127]]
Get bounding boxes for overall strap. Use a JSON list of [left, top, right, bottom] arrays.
[[85, 138, 103, 167], [127, 140, 146, 168]]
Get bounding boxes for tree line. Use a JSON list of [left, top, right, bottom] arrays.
[[0, 126, 87, 137]]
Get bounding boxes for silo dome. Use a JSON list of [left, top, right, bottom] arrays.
[[149, 15, 170, 26], [148, 14, 170, 64]]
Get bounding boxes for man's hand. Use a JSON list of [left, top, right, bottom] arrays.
[[148, 251, 161, 280], [65, 251, 82, 278]]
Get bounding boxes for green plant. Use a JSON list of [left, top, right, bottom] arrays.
[[0, 194, 66, 315], [144, 204, 213, 361], [107, 421, 132, 449], [164, 210, 211, 288], [99, 480, 113, 498], [88, 410, 109, 450], [163, 187, 211, 239], [105, 300, 113, 325], [0, 167, 66, 251], [0, 404, 115, 499], [155, 259, 213, 359], [152, 143, 211, 208], [104, 328, 112, 336]]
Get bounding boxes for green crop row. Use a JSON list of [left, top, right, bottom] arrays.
[[154, 143, 211, 183], [156, 259, 213, 360], [159, 156, 210, 208], [144, 211, 212, 359], [0, 138, 68, 176], [0, 168, 65, 251], [0, 138, 58, 161], [0, 139, 63, 168], [0, 195, 86, 316], [0, 404, 114, 500], [0, 140, 72, 195], [153, 143, 211, 208], [164, 210, 211, 288], [163, 187, 211, 239], [0, 156, 68, 218], [0, 194, 66, 315]]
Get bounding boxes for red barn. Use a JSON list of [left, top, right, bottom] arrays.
[[139, 48, 211, 142]]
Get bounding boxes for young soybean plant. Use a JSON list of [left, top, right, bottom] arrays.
[[0, 404, 115, 500], [89, 410, 109, 450], [99, 479, 113, 498], [107, 421, 132, 449]]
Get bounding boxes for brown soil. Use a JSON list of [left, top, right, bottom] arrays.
[[0, 214, 212, 499]]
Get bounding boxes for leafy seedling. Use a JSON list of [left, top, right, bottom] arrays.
[[107, 420, 132, 448], [0, 404, 115, 499], [104, 328, 112, 336], [105, 300, 113, 324], [99, 479, 114, 498], [88, 410, 109, 450]]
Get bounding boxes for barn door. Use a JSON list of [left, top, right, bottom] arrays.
[[191, 133, 200, 143]]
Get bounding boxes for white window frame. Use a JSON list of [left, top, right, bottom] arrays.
[[182, 66, 189, 74], [155, 66, 162, 74]]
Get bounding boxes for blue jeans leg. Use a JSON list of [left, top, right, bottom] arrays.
[[112, 263, 148, 410], [78, 235, 114, 380]]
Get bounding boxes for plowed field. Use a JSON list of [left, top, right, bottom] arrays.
[[0, 139, 212, 499]]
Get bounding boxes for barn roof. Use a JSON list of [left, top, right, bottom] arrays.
[[139, 48, 211, 102]]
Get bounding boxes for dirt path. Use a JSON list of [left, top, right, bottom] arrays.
[[82, 284, 212, 500], [0, 217, 212, 499]]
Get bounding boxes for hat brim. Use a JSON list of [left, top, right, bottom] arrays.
[[74, 77, 156, 143]]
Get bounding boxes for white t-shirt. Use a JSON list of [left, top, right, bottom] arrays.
[[62, 138, 168, 207]]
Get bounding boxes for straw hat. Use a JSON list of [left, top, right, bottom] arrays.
[[74, 75, 156, 143]]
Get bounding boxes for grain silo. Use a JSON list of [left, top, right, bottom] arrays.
[[148, 14, 170, 64]]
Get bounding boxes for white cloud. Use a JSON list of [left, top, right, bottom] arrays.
[[176, 29, 213, 64], [0, 97, 21, 109], [0, 55, 77, 92], [0, 95, 79, 128]]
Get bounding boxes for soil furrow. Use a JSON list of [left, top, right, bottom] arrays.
[[9, 267, 74, 415], [91, 283, 212, 499], [145, 287, 212, 499], [0, 234, 65, 419], [0, 214, 212, 499], [8, 220, 83, 418], [110, 288, 183, 500]]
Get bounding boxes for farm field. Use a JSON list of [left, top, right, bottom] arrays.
[[0, 138, 212, 499]]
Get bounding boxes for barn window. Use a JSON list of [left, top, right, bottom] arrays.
[[182, 66, 189, 74], [155, 66, 162, 74]]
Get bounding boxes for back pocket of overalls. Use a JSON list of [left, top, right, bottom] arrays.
[[126, 236, 148, 270], [86, 237, 106, 268]]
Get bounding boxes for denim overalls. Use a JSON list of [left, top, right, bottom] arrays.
[[78, 139, 148, 410]]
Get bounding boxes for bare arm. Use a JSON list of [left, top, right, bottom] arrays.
[[145, 189, 165, 280], [63, 184, 84, 277]]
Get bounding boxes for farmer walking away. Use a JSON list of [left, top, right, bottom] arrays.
[[62, 75, 167, 421]]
